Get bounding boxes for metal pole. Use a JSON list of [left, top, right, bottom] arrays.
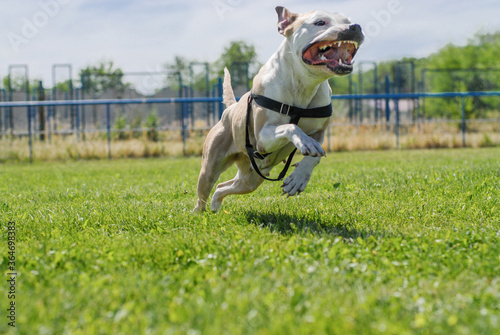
[[410, 61, 416, 123], [69, 75, 75, 135], [348, 75, 353, 122], [47, 91, 52, 143], [80, 74, 86, 141], [27, 105, 33, 162], [395, 97, 400, 149], [211, 83, 218, 125], [38, 81, 46, 141], [31, 86, 37, 136], [358, 64, 363, 121], [385, 76, 391, 132], [461, 96, 466, 147], [353, 83, 358, 130], [416, 81, 422, 133], [421, 68, 427, 95], [181, 86, 188, 156], [52, 86, 58, 133], [7, 75, 13, 136], [217, 77, 223, 120], [75, 89, 80, 141], [0, 89, 4, 139], [106, 104, 111, 159]]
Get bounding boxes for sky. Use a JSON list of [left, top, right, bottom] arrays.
[[1, 0, 500, 92]]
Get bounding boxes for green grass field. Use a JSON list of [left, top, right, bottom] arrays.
[[1, 148, 499, 334]]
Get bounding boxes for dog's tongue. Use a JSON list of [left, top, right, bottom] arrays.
[[304, 41, 356, 66], [321, 47, 345, 63]]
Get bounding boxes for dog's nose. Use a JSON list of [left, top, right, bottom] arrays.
[[349, 24, 361, 33], [338, 23, 363, 42]]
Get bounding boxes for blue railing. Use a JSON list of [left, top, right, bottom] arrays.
[[1, 91, 499, 108], [0, 97, 222, 108], [1, 91, 499, 161]]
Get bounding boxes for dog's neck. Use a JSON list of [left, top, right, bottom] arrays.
[[256, 39, 332, 109]]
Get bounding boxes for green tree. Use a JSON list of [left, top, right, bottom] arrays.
[[424, 31, 500, 118], [2, 76, 38, 93], [114, 114, 129, 140], [165, 56, 190, 91], [79, 61, 127, 126], [214, 40, 259, 89], [80, 61, 126, 97], [145, 111, 159, 142], [54, 80, 73, 93]]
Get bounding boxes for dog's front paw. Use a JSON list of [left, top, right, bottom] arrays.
[[292, 135, 326, 157], [281, 169, 311, 197]]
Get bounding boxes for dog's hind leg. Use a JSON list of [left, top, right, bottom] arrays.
[[194, 154, 236, 212], [210, 159, 264, 212], [194, 120, 238, 212]]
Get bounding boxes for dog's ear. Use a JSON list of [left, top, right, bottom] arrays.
[[276, 6, 298, 37]]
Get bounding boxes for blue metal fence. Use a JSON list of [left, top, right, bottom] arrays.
[[1, 91, 499, 162]]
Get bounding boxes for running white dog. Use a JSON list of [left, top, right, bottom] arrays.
[[194, 6, 363, 212]]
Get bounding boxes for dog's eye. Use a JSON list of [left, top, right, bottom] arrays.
[[315, 20, 326, 26]]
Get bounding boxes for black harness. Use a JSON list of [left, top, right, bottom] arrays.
[[245, 92, 333, 181]]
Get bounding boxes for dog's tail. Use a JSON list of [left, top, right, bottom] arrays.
[[223, 67, 237, 107]]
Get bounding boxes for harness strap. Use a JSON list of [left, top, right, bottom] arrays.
[[251, 94, 333, 120], [245, 92, 332, 182]]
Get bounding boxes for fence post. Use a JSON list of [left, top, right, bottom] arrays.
[[218, 77, 223, 120], [353, 83, 359, 131], [461, 96, 466, 147], [75, 89, 80, 142], [348, 75, 353, 122], [416, 81, 423, 133], [189, 86, 194, 130], [395, 97, 400, 149], [48, 92, 53, 143], [385, 76, 391, 132], [80, 74, 86, 142], [38, 81, 46, 142], [181, 86, 189, 156], [211, 82, 218, 126], [106, 104, 111, 160], [27, 106, 33, 162]]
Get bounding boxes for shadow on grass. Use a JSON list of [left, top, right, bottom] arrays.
[[244, 210, 382, 239]]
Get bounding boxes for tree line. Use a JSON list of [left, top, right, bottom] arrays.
[[3, 31, 500, 119]]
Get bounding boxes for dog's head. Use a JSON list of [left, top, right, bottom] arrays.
[[276, 6, 364, 77]]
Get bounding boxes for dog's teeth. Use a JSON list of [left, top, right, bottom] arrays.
[[339, 59, 343, 65]]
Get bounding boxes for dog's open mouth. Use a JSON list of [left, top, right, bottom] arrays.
[[302, 40, 359, 75]]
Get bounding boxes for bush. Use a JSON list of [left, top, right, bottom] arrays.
[[131, 115, 143, 139], [114, 115, 129, 140], [146, 111, 159, 142]]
